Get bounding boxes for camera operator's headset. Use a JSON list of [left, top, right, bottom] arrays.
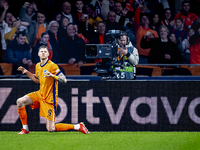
[[118, 31, 130, 46], [118, 31, 136, 80]]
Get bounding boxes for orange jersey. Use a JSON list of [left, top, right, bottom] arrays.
[[35, 60, 61, 105], [136, 26, 159, 56]]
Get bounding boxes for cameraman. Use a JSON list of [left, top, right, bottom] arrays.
[[113, 32, 139, 79]]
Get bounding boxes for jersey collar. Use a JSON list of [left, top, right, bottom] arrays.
[[40, 59, 49, 67]]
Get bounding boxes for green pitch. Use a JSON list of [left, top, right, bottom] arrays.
[[0, 131, 200, 150]]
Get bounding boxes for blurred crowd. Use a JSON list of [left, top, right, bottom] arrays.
[[0, 0, 200, 75]]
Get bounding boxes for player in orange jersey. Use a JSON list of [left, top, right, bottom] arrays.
[[16, 45, 89, 134]]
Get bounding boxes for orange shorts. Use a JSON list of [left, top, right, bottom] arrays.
[[27, 91, 56, 122]]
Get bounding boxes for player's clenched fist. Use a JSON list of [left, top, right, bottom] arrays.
[[17, 66, 28, 74]]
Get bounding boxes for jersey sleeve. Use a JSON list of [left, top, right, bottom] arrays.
[[35, 63, 39, 78], [51, 63, 61, 76]]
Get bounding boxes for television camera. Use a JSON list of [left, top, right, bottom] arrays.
[[85, 30, 129, 79]]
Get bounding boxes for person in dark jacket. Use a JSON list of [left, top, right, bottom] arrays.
[[140, 26, 182, 64], [32, 32, 49, 63], [58, 23, 85, 67], [4, 31, 32, 74], [47, 21, 61, 63]]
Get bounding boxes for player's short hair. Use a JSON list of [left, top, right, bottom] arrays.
[[38, 45, 49, 52]]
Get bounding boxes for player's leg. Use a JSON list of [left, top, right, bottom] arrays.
[[55, 122, 89, 134], [42, 98, 89, 134], [16, 95, 33, 134], [46, 119, 89, 134]]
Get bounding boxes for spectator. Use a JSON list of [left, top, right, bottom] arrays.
[[74, 24, 89, 44], [100, 0, 110, 20], [134, 1, 152, 32], [124, 16, 137, 47], [90, 0, 104, 19], [140, 26, 182, 64], [109, 0, 115, 11], [174, 0, 198, 29], [4, 31, 32, 75], [27, 11, 49, 47], [105, 11, 124, 31], [52, 13, 62, 22], [113, 1, 134, 26], [160, 8, 173, 31], [78, 13, 94, 39], [189, 31, 200, 64], [171, 17, 187, 42], [169, 32, 186, 63], [32, 32, 51, 63], [174, 0, 184, 16], [57, 16, 69, 39], [89, 21, 106, 44], [4, 19, 29, 44], [0, 2, 11, 53], [85, 4, 102, 32], [136, 13, 158, 64], [150, 13, 162, 34], [58, 23, 85, 67], [191, 14, 200, 33], [72, 0, 85, 22], [181, 28, 195, 63], [19, 2, 38, 25], [61, 1, 79, 26], [47, 21, 61, 63]]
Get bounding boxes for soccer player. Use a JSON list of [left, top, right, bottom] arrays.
[[16, 45, 89, 134]]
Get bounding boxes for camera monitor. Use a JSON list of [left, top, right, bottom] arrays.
[[85, 44, 112, 59]]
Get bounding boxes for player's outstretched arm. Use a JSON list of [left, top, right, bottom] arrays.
[[17, 66, 39, 83], [45, 71, 67, 83], [57, 72, 67, 83]]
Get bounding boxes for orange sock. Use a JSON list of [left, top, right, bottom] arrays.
[[55, 123, 74, 131], [17, 106, 27, 125]]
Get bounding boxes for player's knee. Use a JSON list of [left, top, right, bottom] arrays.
[[16, 98, 23, 108]]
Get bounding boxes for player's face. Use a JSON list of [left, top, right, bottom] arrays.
[[38, 48, 49, 60]]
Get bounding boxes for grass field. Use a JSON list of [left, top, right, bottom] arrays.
[[0, 131, 200, 150]]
